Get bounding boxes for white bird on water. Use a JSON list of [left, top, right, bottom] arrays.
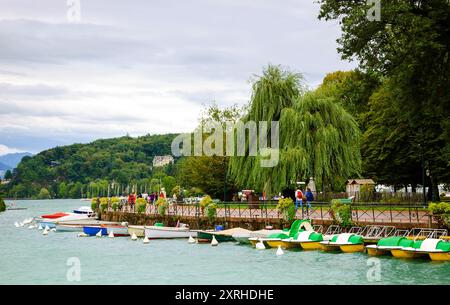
[[276, 245, 284, 256], [143, 236, 150, 244], [211, 235, 219, 246], [131, 232, 138, 241], [188, 236, 196, 244]]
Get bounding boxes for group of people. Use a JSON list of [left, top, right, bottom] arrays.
[[295, 187, 314, 215], [125, 190, 167, 212]]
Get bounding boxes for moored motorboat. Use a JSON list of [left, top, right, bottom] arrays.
[[144, 223, 196, 239], [127, 225, 145, 238], [197, 228, 251, 243], [320, 233, 365, 253], [38, 206, 95, 227], [83, 226, 107, 236]]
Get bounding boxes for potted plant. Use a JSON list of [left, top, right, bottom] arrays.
[[156, 197, 168, 216], [200, 195, 212, 216], [330, 199, 353, 228], [277, 197, 295, 222], [136, 198, 147, 214], [111, 197, 119, 211], [205, 202, 218, 223]]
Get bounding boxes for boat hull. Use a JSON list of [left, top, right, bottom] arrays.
[[366, 247, 391, 256], [144, 227, 196, 239], [340, 244, 365, 253], [197, 231, 235, 243], [279, 240, 298, 249], [266, 239, 284, 248], [391, 249, 427, 259], [300, 241, 322, 250], [83, 226, 107, 236], [105, 225, 129, 236], [56, 225, 83, 232], [429, 252, 450, 261], [128, 226, 145, 237], [320, 243, 341, 252], [233, 235, 251, 244]]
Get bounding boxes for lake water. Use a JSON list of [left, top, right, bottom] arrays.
[[0, 199, 449, 285]]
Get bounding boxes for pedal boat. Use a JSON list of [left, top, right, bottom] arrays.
[[320, 233, 365, 253], [282, 230, 324, 250], [393, 239, 450, 261], [366, 236, 414, 256], [257, 220, 313, 249]]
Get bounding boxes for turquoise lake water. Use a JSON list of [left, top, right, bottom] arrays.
[[0, 199, 449, 285]]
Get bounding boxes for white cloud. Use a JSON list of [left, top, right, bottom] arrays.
[[0, 0, 355, 153], [0, 144, 24, 156]]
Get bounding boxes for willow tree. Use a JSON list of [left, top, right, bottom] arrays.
[[228, 65, 361, 196]]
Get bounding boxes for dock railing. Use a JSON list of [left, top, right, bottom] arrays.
[[108, 201, 435, 225]]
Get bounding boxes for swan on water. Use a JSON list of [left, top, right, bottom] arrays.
[[188, 236, 196, 244]]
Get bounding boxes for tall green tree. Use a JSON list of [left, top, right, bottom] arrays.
[[229, 65, 361, 196], [319, 0, 450, 200]]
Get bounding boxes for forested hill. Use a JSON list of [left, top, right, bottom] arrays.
[[3, 134, 178, 198]]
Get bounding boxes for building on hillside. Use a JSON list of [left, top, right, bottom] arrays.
[[346, 179, 376, 197], [153, 155, 174, 168]]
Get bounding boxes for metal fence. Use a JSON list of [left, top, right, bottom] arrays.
[[108, 201, 435, 225]]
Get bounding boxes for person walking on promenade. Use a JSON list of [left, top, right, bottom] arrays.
[[128, 193, 136, 212], [295, 188, 303, 211], [305, 188, 314, 216]]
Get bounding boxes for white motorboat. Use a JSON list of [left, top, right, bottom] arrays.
[[38, 206, 96, 228], [144, 223, 197, 239]]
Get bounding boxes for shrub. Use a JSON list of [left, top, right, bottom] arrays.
[[136, 201, 147, 214], [205, 203, 218, 223], [200, 195, 213, 209], [429, 202, 450, 228], [330, 199, 353, 228], [156, 197, 168, 215], [99, 197, 108, 212], [277, 197, 295, 222]]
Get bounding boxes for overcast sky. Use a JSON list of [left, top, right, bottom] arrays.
[[0, 0, 355, 155]]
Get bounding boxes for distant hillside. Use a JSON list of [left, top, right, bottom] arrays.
[[2, 134, 178, 198], [0, 152, 33, 169], [0, 161, 11, 171]]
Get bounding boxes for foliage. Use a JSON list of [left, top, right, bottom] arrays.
[[4, 170, 12, 180], [37, 188, 51, 200], [0, 196, 5, 212], [4, 134, 178, 198], [136, 201, 147, 214], [229, 65, 361, 196], [199, 195, 213, 210], [318, 0, 450, 199], [277, 197, 296, 222], [156, 197, 168, 215], [205, 202, 218, 223], [172, 185, 181, 196], [330, 199, 353, 228], [359, 184, 374, 202], [429, 202, 450, 228], [111, 202, 119, 212], [99, 197, 108, 212]]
